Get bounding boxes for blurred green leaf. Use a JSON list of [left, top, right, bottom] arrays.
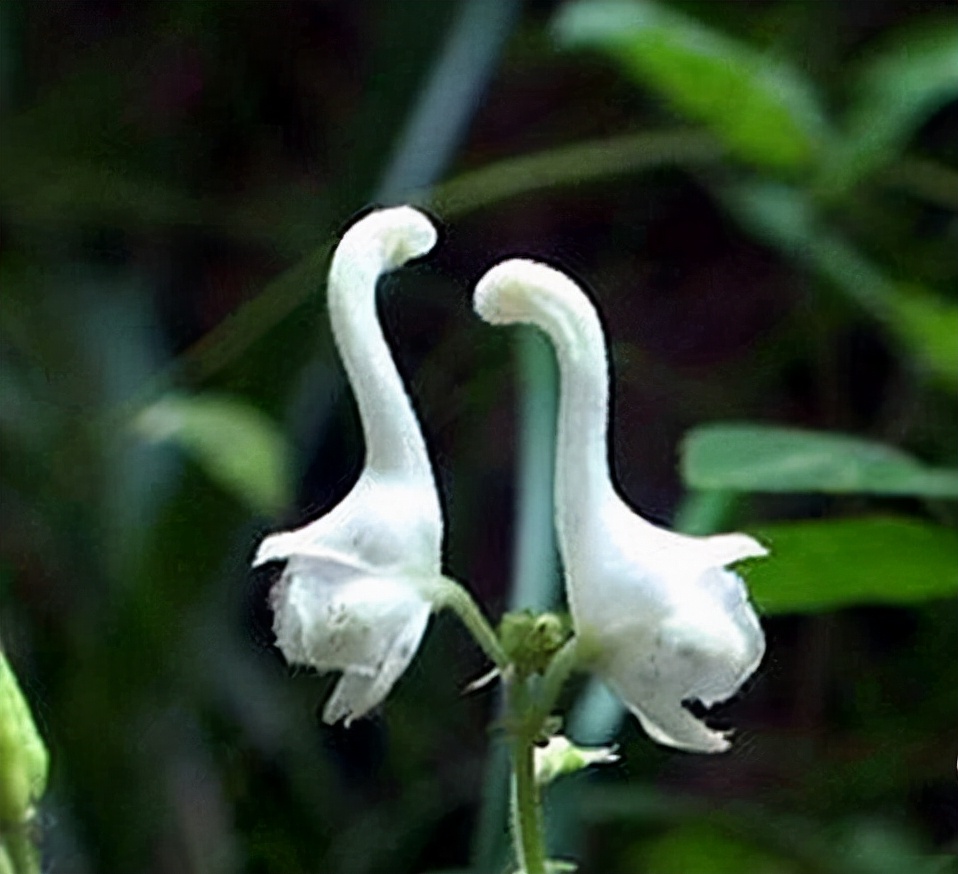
[[584, 787, 951, 874], [723, 181, 958, 388], [889, 282, 958, 386], [834, 819, 958, 874], [823, 19, 958, 192], [553, 0, 825, 169], [683, 424, 958, 498], [635, 823, 799, 874], [133, 393, 290, 515], [0, 152, 199, 233], [745, 517, 958, 613]]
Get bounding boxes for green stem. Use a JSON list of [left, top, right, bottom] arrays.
[[432, 577, 509, 670], [528, 637, 581, 733], [506, 635, 585, 874], [427, 128, 721, 217], [510, 691, 548, 874]]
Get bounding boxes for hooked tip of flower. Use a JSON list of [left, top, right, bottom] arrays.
[[474, 258, 567, 325], [338, 205, 438, 274]]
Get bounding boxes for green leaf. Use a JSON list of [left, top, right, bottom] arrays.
[[639, 823, 796, 874], [683, 424, 958, 499], [553, 0, 826, 169], [823, 19, 958, 191], [888, 283, 958, 388], [722, 181, 958, 389], [744, 517, 958, 614], [133, 393, 290, 515]]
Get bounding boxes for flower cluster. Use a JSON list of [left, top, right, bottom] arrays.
[[254, 207, 767, 752]]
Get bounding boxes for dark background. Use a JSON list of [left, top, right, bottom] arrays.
[[1, 1, 956, 872]]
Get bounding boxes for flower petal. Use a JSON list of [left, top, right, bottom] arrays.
[[254, 473, 441, 575], [601, 574, 765, 753], [618, 688, 731, 753], [321, 603, 431, 726], [271, 554, 431, 676], [692, 531, 769, 568]]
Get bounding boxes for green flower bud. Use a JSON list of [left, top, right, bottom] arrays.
[[499, 611, 571, 678], [534, 735, 618, 786], [0, 650, 48, 825]]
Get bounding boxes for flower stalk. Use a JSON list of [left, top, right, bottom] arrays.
[[509, 678, 548, 874], [512, 730, 547, 874], [429, 577, 509, 671]]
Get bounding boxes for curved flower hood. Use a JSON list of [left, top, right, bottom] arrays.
[[254, 207, 443, 726], [474, 259, 767, 753]]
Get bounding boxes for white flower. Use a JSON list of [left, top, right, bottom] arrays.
[[253, 207, 444, 726], [475, 259, 767, 753]]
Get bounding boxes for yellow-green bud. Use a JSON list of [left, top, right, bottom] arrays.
[[534, 735, 618, 786], [0, 650, 48, 824], [498, 611, 571, 678]]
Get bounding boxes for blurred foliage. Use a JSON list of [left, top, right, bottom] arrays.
[[554, 0, 827, 169], [0, 1, 955, 874], [683, 424, 958, 498], [134, 393, 292, 515], [745, 516, 958, 613]]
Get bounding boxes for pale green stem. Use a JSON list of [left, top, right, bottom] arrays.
[[512, 734, 546, 874], [472, 329, 560, 873], [428, 129, 720, 217], [432, 577, 509, 670], [528, 636, 582, 733], [506, 637, 585, 874], [509, 678, 548, 874]]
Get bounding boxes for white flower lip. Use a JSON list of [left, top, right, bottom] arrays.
[[474, 257, 768, 753], [254, 207, 443, 726]]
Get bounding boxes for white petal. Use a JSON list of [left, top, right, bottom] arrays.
[[621, 691, 731, 753], [272, 554, 431, 673], [258, 466, 440, 728], [692, 531, 768, 568], [323, 671, 377, 726], [255, 473, 441, 575], [321, 603, 431, 726], [599, 573, 765, 753]]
